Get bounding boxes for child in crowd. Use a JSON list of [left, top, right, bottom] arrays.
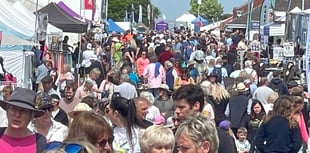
[[235, 127, 251, 153]]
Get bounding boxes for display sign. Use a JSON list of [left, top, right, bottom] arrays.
[[273, 47, 284, 59], [283, 42, 294, 57]]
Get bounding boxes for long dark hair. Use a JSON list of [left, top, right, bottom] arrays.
[[250, 99, 266, 120], [110, 95, 138, 148]]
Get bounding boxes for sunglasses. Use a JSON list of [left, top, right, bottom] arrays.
[[45, 141, 88, 153], [98, 136, 114, 147]]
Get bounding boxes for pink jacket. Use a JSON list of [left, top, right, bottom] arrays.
[[143, 63, 166, 88]]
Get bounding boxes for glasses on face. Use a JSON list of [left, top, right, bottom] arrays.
[[98, 136, 114, 148], [46, 141, 88, 153]]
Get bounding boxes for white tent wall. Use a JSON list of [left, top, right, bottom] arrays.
[[12, 1, 62, 35], [0, 0, 63, 41], [0, 51, 34, 89], [0, 0, 34, 39], [269, 23, 285, 36]]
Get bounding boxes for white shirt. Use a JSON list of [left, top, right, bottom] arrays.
[[113, 127, 141, 153], [82, 50, 95, 67], [28, 119, 68, 142], [146, 105, 160, 123], [202, 103, 215, 120], [0, 107, 7, 127]]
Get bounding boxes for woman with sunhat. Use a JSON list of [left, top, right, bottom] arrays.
[[0, 87, 47, 153]]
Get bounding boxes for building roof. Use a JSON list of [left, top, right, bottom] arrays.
[[274, 0, 310, 11], [229, 5, 262, 25]]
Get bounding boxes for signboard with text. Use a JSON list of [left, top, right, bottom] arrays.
[[283, 42, 295, 57], [273, 47, 284, 59]]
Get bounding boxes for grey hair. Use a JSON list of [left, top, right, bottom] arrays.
[[139, 91, 155, 104], [175, 113, 219, 153], [120, 74, 130, 82], [244, 60, 252, 68]]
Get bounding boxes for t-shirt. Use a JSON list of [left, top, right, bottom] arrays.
[[0, 134, 36, 153], [113, 127, 140, 153], [235, 139, 250, 152]]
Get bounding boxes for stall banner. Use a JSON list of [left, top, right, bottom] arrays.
[[273, 47, 284, 59], [283, 42, 294, 57], [306, 19, 310, 95], [0, 31, 2, 48]]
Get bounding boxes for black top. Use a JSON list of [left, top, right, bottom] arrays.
[[255, 116, 302, 153], [54, 108, 69, 126]]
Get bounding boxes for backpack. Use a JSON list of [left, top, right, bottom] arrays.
[[0, 127, 46, 153], [269, 82, 281, 94], [212, 67, 223, 83]]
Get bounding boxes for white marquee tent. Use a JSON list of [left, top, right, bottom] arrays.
[[176, 13, 196, 23]]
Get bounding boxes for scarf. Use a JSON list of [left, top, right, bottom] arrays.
[[154, 62, 161, 78], [298, 112, 309, 144]]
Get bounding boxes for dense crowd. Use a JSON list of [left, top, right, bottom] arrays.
[[0, 29, 308, 153]]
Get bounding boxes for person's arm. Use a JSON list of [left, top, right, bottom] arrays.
[[254, 125, 266, 152], [173, 77, 181, 90], [247, 99, 253, 115], [135, 47, 140, 59], [290, 127, 302, 153], [224, 103, 230, 117], [160, 66, 166, 83]]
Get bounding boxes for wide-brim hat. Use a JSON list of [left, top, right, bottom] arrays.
[[36, 92, 53, 111], [68, 103, 93, 118], [187, 60, 196, 66], [234, 82, 249, 92], [0, 88, 44, 117], [158, 84, 171, 92], [194, 50, 205, 61], [112, 37, 119, 42]]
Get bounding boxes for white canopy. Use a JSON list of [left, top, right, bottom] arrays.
[[0, 0, 62, 41], [176, 13, 196, 23], [1, 33, 39, 46], [290, 7, 302, 14], [12, 1, 62, 35], [304, 9, 310, 14]]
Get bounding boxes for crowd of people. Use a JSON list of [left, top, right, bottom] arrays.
[[0, 28, 308, 153]]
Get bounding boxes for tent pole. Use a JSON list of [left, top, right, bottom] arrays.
[[34, 0, 39, 43]]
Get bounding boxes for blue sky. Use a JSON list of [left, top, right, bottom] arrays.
[[151, 0, 248, 20]]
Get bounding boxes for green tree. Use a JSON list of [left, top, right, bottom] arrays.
[[189, 0, 223, 21], [108, 0, 160, 26]]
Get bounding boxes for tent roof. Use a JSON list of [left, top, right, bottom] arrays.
[[37, 2, 87, 33], [304, 8, 310, 14], [57, 1, 86, 21], [176, 13, 196, 23], [107, 19, 125, 33], [1, 32, 39, 46], [191, 15, 208, 24], [289, 6, 302, 14]]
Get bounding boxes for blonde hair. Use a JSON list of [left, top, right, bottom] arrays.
[[265, 96, 297, 128], [90, 68, 101, 78], [267, 92, 278, 104], [140, 125, 175, 153], [175, 114, 219, 153], [210, 84, 230, 103]]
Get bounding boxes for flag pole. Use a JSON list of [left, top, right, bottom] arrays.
[[34, 0, 39, 43]]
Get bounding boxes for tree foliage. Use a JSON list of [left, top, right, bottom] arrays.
[[108, 0, 160, 26], [189, 0, 223, 21]]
